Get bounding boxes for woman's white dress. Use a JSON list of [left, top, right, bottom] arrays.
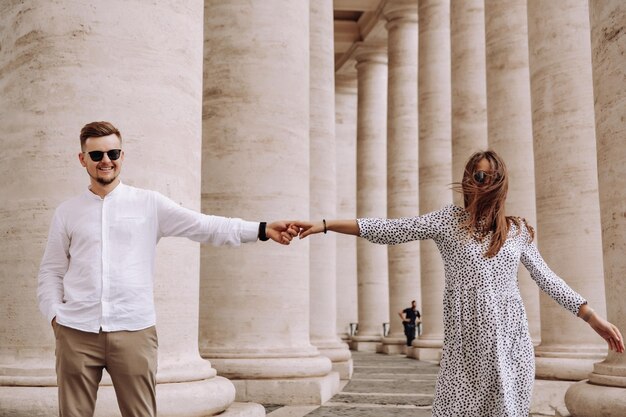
[[357, 205, 586, 417]]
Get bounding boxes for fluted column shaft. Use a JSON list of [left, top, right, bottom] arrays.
[[410, 0, 451, 361], [565, 2, 626, 415], [352, 45, 389, 351], [527, 0, 607, 381], [381, 0, 420, 355], [309, 0, 352, 379], [335, 76, 358, 343], [0, 2, 248, 416], [200, 0, 337, 405], [484, 0, 540, 343], [450, 0, 488, 206]]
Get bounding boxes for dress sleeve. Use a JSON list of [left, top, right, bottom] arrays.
[[357, 206, 449, 245], [520, 228, 586, 316]]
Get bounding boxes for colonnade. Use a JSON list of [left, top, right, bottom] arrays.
[[332, 0, 625, 415], [0, 1, 624, 416]]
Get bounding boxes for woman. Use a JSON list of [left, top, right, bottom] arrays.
[[293, 150, 623, 417]]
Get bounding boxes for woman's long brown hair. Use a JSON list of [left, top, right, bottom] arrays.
[[453, 150, 534, 257]]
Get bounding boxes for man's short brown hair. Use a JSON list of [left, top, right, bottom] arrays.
[[80, 121, 122, 150]]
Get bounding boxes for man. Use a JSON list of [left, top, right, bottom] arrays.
[[398, 300, 421, 347], [37, 121, 297, 417]]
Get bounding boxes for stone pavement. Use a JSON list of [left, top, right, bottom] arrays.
[[265, 351, 439, 417], [262, 351, 561, 417]]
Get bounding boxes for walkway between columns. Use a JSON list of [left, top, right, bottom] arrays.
[[264, 352, 438, 416]]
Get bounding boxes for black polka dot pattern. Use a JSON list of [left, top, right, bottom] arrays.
[[357, 204, 586, 417]]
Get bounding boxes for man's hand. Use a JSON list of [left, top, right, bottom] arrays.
[[266, 221, 299, 245]]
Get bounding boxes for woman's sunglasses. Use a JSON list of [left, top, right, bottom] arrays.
[[84, 149, 122, 162], [473, 170, 498, 184]]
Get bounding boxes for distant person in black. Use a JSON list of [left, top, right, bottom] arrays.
[[399, 300, 421, 346]]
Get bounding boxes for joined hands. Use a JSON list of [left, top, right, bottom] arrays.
[[265, 220, 328, 245], [265, 221, 322, 245], [266, 221, 300, 245], [269, 219, 359, 244]]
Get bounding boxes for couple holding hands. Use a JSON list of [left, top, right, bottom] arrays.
[[38, 121, 623, 417]]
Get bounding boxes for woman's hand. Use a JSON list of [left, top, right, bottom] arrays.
[[291, 221, 325, 239], [291, 219, 360, 238], [588, 314, 624, 353]]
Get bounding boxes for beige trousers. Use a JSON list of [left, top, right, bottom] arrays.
[[54, 323, 158, 417]]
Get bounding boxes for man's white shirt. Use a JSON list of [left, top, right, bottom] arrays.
[[37, 182, 259, 333]]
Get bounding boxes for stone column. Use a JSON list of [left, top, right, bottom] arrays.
[[450, 0, 488, 206], [0, 2, 267, 416], [351, 44, 390, 352], [410, 0, 451, 361], [527, 0, 607, 388], [484, 0, 541, 344], [199, 0, 338, 405], [564, 2, 626, 415], [380, 0, 420, 355], [309, 0, 353, 380], [335, 75, 359, 343], [0, 0, 263, 416]]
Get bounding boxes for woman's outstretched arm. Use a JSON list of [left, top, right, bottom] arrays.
[[293, 219, 359, 239], [521, 229, 624, 353], [294, 206, 452, 244], [578, 303, 624, 353]]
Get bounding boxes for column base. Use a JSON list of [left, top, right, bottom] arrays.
[[349, 340, 380, 351], [535, 347, 606, 380], [349, 335, 382, 351], [535, 356, 600, 381], [315, 341, 354, 379], [411, 347, 442, 362], [331, 358, 354, 380], [379, 335, 407, 354], [379, 344, 407, 354], [530, 379, 575, 417], [410, 338, 443, 361], [231, 371, 340, 405], [207, 355, 333, 379], [216, 402, 266, 417], [564, 380, 626, 417], [0, 376, 247, 416], [555, 406, 571, 417]]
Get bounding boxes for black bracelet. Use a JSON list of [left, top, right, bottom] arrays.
[[323, 219, 327, 234], [258, 222, 270, 241]]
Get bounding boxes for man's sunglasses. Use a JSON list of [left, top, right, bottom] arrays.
[[473, 170, 498, 184], [84, 149, 122, 162]]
